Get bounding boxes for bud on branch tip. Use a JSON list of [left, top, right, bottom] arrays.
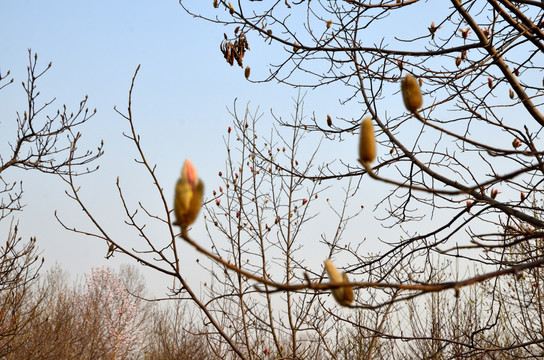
[[358, 117, 376, 166], [174, 159, 204, 235], [324, 259, 354, 306], [401, 74, 423, 113]]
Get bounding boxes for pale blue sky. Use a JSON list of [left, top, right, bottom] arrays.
[[1, 1, 364, 295], [1, 1, 510, 296]]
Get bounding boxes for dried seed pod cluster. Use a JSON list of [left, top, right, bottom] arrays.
[[358, 117, 376, 165], [324, 259, 354, 306], [220, 31, 250, 68]]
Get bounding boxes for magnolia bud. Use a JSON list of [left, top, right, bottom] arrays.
[[245, 66, 250, 79], [455, 56, 462, 67], [509, 89, 515, 99], [358, 117, 376, 165], [174, 159, 204, 235], [327, 114, 332, 127], [401, 74, 423, 113], [326, 20, 332, 29], [324, 259, 354, 306], [512, 138, 522, 148], [488, 77, 493, 89], [520, 191, 526, 201], [229, 2, 234, 15]]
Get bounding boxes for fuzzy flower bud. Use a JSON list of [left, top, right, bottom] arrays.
[[358, 117, 376, 165], [401, 74, 423, 113], [174, 159, 204, 234], [324, 259, 354, 306]]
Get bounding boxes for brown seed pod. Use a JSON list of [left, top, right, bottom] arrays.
[[401, 74, 423, 113], [245, 66, 250, 79], [326, 20, 332, 29], [358, 117, 376, 165], [229, 2, 234, 15]]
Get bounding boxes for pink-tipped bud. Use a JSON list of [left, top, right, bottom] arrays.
[[466, 200, 473, 207], [213, 190, 217, 196], [512, 138, 522, 148], [487, 77, 493, 89], [520, 192, 526, 201], [302, 199, 308, 205], [219, 171, 223, 176], [228, 126, 232, 133], [182, 159, 198, 188], [509, 89, 515, 99], [174, 159, 204, 231], [216, 199, 221, 206]]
